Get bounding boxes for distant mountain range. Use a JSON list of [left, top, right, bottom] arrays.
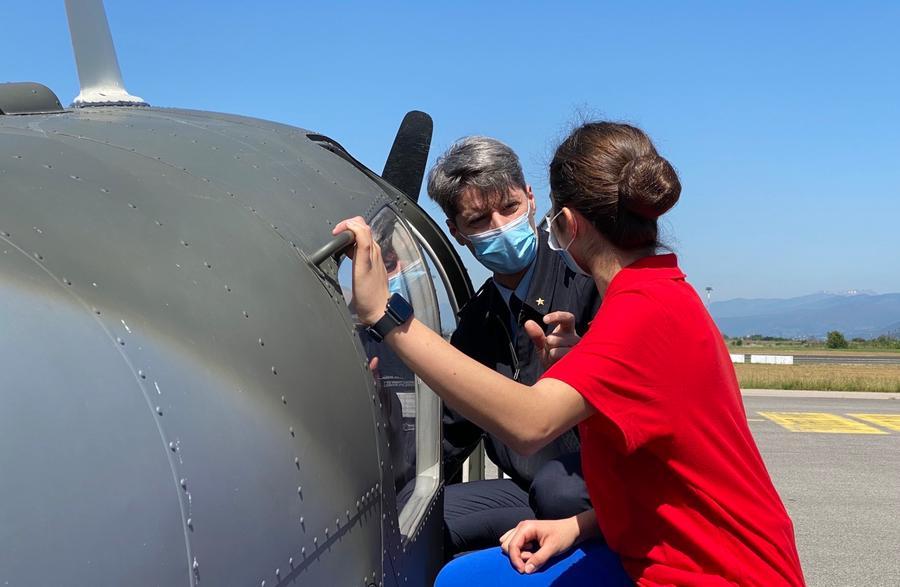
[[708, 291, 900, 339]]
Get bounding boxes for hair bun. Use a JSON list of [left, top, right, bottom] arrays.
[[618, 154, 681, 219]]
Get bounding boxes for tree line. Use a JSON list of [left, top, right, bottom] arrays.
[[722, 333, 900, 350]]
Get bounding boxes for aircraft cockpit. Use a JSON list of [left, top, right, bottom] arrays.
[[338, 204, 454, 541]]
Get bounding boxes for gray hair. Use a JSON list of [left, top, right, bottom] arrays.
[[426, 136, 527, 219]]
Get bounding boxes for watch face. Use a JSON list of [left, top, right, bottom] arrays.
[[387, 292, 414, 323]]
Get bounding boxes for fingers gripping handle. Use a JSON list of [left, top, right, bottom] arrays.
[[308, 230, 356, 267]]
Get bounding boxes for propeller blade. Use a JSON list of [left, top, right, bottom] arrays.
[[382, 110, 433, 203]]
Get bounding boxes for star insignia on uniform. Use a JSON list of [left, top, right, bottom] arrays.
[[536, 297, 545, 306]]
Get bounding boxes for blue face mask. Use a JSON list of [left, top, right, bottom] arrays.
[[459, 203, 537, 275], [544, 209, 591, 277], [387, 260, 427, 301]]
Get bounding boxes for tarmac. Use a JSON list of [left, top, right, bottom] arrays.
[[744, 390, 899, 587]]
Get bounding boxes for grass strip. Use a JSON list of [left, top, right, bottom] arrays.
[[734, 363, 900, 393]]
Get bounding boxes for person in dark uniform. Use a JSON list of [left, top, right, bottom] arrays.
[[425, 136, 600, 555]]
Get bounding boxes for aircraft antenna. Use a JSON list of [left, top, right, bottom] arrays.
[[65, 0, 147, 107]]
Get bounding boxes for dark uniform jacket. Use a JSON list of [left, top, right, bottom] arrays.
[[444, 230, 601, 490]]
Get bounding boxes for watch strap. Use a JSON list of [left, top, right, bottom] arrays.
[[368, 310, 400, 343]]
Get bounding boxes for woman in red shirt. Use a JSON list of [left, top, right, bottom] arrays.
[[335, 122, 805, 586]]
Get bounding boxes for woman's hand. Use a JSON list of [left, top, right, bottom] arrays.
[[499, 516, 581, 575], [332, 217, 390, 326], [524, 311, 581, 369]]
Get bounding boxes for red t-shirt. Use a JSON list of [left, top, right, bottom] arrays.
[[543, 254, 805, 586]]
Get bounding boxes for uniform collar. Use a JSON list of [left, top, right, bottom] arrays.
[[521, 228, 560, 316], [493, 261, 536, 308], [606, 253, 685, 298], [484, 228, 560, 317]]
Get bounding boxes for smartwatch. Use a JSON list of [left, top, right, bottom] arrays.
[[366, 293, 415, 342]]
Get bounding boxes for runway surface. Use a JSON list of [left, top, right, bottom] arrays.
[[744, 392, 899, 587], [793, 354, 900, 365]]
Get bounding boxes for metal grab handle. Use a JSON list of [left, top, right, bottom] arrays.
[[308, 230, 355, 267]]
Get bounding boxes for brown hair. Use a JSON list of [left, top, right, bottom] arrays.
[[549, 121, 681, 250]]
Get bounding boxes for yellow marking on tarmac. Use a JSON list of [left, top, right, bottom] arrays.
[[758, 412, 887, 434], [747, 418, 765, 422], [848, 413, 900, 432]]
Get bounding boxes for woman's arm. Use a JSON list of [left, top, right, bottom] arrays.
[[389, 318, 592, 455], [334, 217, 596, 455]]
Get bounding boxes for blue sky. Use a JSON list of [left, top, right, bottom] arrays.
[[5, 1, 898, 300]]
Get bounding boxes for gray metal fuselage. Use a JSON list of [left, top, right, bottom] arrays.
[[0, 105, 452, 586]]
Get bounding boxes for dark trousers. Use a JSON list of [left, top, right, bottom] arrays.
[[443, 453, 591, 557]]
